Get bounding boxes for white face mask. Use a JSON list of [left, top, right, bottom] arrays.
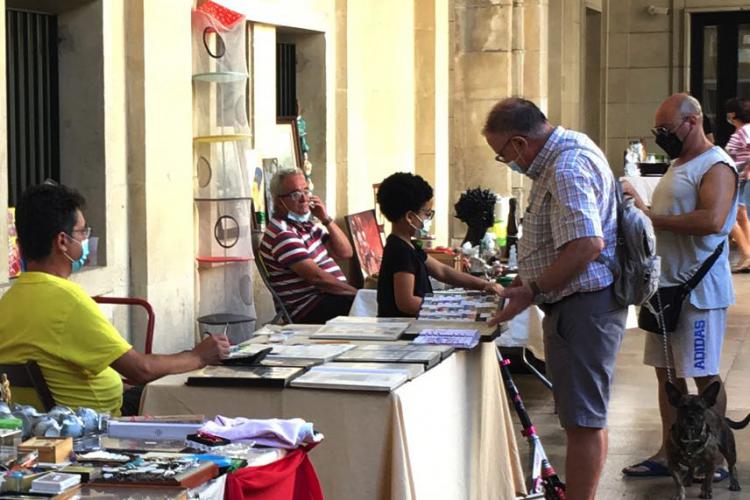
[[408, 212, 432, 237]]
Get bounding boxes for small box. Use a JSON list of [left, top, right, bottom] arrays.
[[107, 421, 202, 440], [0, 428, 22, 462], [18, 437, 73, 463]]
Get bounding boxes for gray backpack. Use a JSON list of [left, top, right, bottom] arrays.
[[553, 146, 660, 306], [603, 183, 661, 306]]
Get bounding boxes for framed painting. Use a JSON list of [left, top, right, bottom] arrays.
[[345, 209, 385, 280], [273, 117, 303, 170]]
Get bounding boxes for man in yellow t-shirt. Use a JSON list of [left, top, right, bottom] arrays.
[[0, 184, 230, 415]]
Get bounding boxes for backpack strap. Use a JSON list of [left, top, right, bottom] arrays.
[[548, 145, 621, 276]]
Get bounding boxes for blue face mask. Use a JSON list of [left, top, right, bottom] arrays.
[[65, 237, 89, 273], [507, 141, 526, 174], [508, 161, 525, 174], [287, 211, 312, 224], [281, 199, 312, 224]]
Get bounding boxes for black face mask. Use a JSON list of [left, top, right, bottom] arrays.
[[654, 132, 684, 160]]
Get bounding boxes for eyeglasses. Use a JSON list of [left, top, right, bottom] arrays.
[[493, 135, 523, 163], [72, 226, 92, 239], [279, 189, 312, 202], [651, 118, 688, 138], [419, 208, 435, 220]]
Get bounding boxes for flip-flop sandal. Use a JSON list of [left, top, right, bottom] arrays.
[[622, 459, 671, 477], [693, 467, 730, 483]]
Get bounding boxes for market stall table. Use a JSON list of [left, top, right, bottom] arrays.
[[142, 337, 526, 500]]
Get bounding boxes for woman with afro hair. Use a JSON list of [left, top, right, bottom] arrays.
[[376, 172, 503, 317]]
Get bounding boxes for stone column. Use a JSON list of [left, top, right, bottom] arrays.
[[450, 0, 514, 239], [125, 0, 196, 353]]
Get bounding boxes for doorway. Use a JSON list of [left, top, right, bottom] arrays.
[[691, 11, 750, 146]]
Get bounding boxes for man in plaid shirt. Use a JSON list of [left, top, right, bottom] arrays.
[[485, 98, 626, 500]]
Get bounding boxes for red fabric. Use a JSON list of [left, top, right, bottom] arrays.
[[225, 448, 324, 500], [197, 1, 243, 30]]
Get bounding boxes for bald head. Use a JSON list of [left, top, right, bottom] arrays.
[[655, 93, 703, 129]]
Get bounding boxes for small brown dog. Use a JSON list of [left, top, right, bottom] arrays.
[[665, 381, 750, 499]]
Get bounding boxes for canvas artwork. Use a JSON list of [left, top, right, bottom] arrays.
[[262, 158, 279, 218], [273, 118, 302, 170], [345, 209, 384, 279]]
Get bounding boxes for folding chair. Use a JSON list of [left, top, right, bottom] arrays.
[[93, 296, 155, 354], [254, 253, 293, 325], [0, 361, 56, 412], [251, 236, 293, 325]]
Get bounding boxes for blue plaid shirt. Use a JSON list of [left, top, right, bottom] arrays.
[[518, 126, 617, 303]]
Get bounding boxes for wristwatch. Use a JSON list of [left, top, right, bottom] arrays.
[[525, 279, 543, 302], [321, 215, 334, 226]]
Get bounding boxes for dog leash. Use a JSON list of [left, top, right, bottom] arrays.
[[654, 290, 676, 384]]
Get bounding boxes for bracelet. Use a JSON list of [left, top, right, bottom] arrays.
[[321, 215, 334, 226]]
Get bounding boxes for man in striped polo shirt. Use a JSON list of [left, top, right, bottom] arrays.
[[260, 168, 357, 323]]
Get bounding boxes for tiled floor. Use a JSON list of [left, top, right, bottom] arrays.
[[512, 274, 750, 499]]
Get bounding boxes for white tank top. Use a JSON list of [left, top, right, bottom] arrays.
[[650, 146, 737, 309]]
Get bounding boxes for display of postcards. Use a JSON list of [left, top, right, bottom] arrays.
[[29, 472, 80, 494], [265, 343, 356, 362], [328, 362, 424, 380], [431, 288, 483, 296], [413, 328, 480, 349], [186, 366, 305, 388], [290, 365, 409, 392], [93, 457, 218, 489], [326, 316, 409, 324], [99, 436, 189, 453], [404, 320, 497, 341], [333, 345, 442, 369], [310, 323, 408, 341]]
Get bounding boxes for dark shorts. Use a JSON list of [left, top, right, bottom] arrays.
[[540, 286, 626, 429]]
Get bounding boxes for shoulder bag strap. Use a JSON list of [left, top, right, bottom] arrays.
[[679, 240, 726, 294]]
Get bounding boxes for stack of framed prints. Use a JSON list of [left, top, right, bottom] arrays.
[[187, 366, 305, 388]]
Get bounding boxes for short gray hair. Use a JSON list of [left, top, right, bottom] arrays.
[[483, 97, 549, 137], [679, 95, 702, 119], [269, 168, 304, 197]]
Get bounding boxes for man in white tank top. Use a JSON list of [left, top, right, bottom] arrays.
[[622, 94, 739, 480]]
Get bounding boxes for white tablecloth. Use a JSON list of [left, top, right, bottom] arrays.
[[141, 343, 526, 500]]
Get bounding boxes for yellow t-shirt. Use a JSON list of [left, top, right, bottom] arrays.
[[0, 272, 132, 414]]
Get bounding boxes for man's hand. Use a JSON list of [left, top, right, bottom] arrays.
[[483, 282, 504, 295], [488, 285, 534, 326], [621, 180, 648, 211], [193, 334, 231, 366], [309, 195, 328, 221]]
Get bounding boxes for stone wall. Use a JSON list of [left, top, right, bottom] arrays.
[[603, 0, 750, 174], [449, 0, 546, 242]]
